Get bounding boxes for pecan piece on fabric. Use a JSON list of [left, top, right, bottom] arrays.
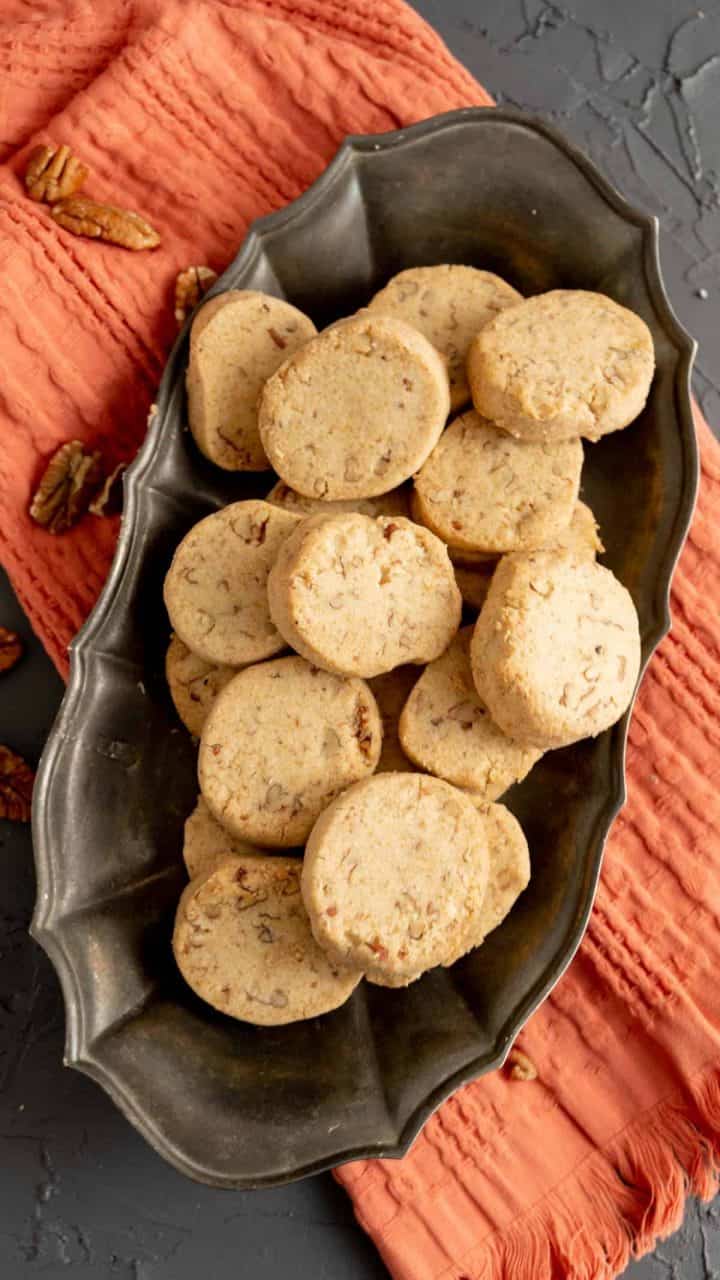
[[0, 629, 23, 675], [175, 266, 217, 327], [51, 197, 160, 250], [29, 440, 103, 534], [0, 746, 34, 822], [89, 462, 126, 517], [25, 143, 88, 203], [507, 1048, 538, 1081]]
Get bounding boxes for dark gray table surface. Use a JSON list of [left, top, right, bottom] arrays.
[[1, 2, 718, 1277]]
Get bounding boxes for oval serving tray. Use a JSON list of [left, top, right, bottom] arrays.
[[32, 108, 697, 1189]]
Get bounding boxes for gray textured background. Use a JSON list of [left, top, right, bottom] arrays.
[[1, 1, 718, 1277]]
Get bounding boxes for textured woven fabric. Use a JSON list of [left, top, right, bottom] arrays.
[[1, 4, 718, 1279], [0, 0, 488, 675]]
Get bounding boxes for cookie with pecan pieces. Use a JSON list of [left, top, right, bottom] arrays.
[[187, 291, 316, 471], [199, 656, 382, 847], [399, 628, 542, 798], [163, 500, 299, 666], [302, 773, 489, 987], [165, 635, 237, 737], [173, 854, 361, 1024], [182, 796, 263, 880], [471, 551, 641, 748], [367, 264, 522, 410], [267, 513, 461, 678], [258, 314, 449, 499]]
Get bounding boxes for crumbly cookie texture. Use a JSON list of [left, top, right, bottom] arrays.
[[257, 313, 450, 499], [165, 634, 237, 737], [302, 773, 489, 987], [183, 796, 261, 879], [173, 855, 361, 1025], [471, 550, 641, 748], [463, 802, 530, 943], [163, 500, 299, 666], [198, 656, 382, 847], [187, 291, 316, 471], [265, 479, 411, 520], [366, 265, 522, 410], [399, 628, 542, 797], [414, 411, 582, 554], [267, 513, 462, 678], [467, 290, 655, 443], [368, 666, 420, 773]]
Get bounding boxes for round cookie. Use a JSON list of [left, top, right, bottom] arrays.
[[173, 855, 361, 1025], [257, 313, 450, 499], [302, 773, 490, 987], [471, 551, 641, 748], [187, 290, 316, 471], [409, 488, 503, 567], [368, 666, 420, 773], [199, 656, 382, 847], [182, 796, 262, 880], [366, 265, 522, 409], [265, 479, 411, 520], [454, 563, 496, 611], [163, 500, 299, 666], [398, 628, 542, 798], [413, 411, 582, 554], [467, 290, 655, 443], [462, 803, 530, 943], [267, 513, 462, 678], [165, 634, 237, 737]]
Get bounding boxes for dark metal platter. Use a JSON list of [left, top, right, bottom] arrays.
[[31, 108, 697, 1189]]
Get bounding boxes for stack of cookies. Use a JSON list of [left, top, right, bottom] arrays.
[[165, 269, 652, 1025]]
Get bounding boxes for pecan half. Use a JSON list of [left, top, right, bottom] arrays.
[[0, 745, 34, 822], [507, 1048, 538, 1081], [89, 462, 126, 517], [25, 143, 88, 203], [175, 266, 217, 327], [30, 440, 103, 534], [0, 628, 23, 675], [51, 197, 160, 250]]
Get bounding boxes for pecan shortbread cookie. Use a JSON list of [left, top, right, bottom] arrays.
[[165, 635, 236, 737], [413, 411, 582, 554], [467, 290, 655, 443], [267, 513, 462, 678], [187, 291, 316, 470], [173, 855, 361, 1025], [182, 796, 261, 879], [367, 265, 522, 410], [471, 551, 641, 748], [302, 773, 489, 987], [463, 802, 531, 943], [399, 628, 542, 798], [163, 500, 299, 666], [199, 656, 382, 846], [258, 314, 450, 499]]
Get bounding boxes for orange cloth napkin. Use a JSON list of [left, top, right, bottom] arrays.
[[0, 3, 718, 1278]]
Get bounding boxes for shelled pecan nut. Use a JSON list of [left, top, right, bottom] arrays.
[[25, 142, 88, 203], [51, 196, 160, 250], [175, 266, 217, 327], [30, 440, 103, 534]]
